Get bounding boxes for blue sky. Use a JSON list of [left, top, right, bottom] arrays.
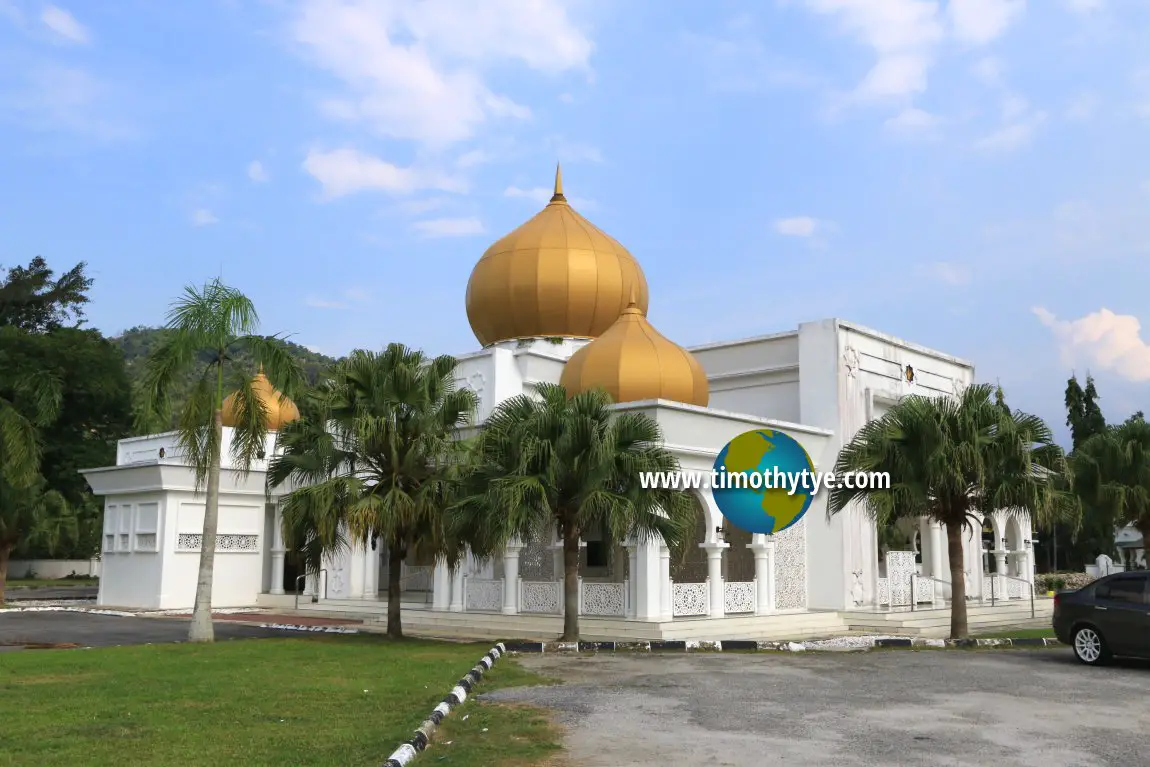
[[1, 0, 1147, 444]]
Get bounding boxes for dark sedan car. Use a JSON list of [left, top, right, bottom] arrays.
[[1053, 571, 1150, 665]]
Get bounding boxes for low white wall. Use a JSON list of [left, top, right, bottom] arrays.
[[8, 559, 101, 579]]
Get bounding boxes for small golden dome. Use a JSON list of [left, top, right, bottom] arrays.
[[559, 297, 709, 407], [465, 164, 649, 346], [221, 370, 300, 431]]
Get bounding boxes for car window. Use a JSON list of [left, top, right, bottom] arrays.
[[1094, 576, 1148, 605]]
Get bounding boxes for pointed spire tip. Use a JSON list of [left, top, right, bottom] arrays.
[[550, 162, 566, 202]]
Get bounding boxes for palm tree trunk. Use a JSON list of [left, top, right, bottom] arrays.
[[0, 542, 10, 604], [1136, 519, 1150, 569], [386, 545, 404, 639], [561, 522, 580, 641], [188, 409, 224, 642], [946, 520, 969, 639]]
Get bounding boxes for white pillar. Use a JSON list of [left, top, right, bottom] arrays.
[[929, 522, 944, 581], [634, 539, 663, 619], [625, 539, 639, 618], [659, 544, 672, 620], [269, 503, 286, 595], [348, 543, 365, 600], [502, 540, 524, 615], [432, 557, 451, 610], [748, 534, 775, 615], [702, 542, 728, 618], [449, 563, 464, 612]]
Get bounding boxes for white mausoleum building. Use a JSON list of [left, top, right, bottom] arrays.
[[83, 169, 1041, 638]]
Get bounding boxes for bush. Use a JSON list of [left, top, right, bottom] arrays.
[[1035, 572, 1095, 592]]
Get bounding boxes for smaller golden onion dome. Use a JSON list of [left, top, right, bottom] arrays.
[[221, 370, 300, 430], [559, 294, 709, 407], [465, 164, 650, 346]]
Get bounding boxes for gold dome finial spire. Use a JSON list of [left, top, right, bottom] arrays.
[[551, 162, 565, 203]]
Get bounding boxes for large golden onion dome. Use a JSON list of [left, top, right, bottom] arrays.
[[465, 165, 649, 346], [559, 295, 709, 407], [221, 370, 300, 431]]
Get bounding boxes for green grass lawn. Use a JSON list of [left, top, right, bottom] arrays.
[[5, 577, 98, 589], [0, 635, 561, 766]]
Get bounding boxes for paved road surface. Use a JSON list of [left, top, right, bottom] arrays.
[[0, 611, 312, 649], [486, 649, 1150, 767]]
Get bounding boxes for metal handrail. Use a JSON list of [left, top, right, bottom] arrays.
[[294, 568, 328, 609], [988, 573, 1035, 618]]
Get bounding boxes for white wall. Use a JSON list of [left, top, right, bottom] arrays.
[[99, 495, 166, 608], [691, 331, 801, 422], [159, 490, 267, 609]]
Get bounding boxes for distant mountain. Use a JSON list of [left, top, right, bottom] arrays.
[[114, 326, 339, 428]]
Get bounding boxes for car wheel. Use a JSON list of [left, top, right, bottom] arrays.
[[1072, 626, 1110, 665]]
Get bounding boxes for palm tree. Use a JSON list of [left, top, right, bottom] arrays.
[[454, 383, 696, 641], [136, 279, 302, 642], [1072, 415, 1150, 557], [0, 478, 73, 603], [829, 383, 1077, 638], [267, 344, 477, 639]]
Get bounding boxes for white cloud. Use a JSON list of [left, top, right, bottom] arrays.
[[927, 261, 970, 286], [884, 106, 942, 138], [41, 5, 88, 44], [191, 208, 218, 226], [1034, 307, 1150, 382], [973, 100, 1047, 152], [0, 64, 134, 140], [946, 0, 1026, 46], [773, 216, 823, 237], [1063, 0, 1104, 13], [413, 216, 485, 237], [303, 148, 466, 199], [803, 0, 945, 101], [247, 160, 268, 182], [971, 56, 1004, 87], [290, 0, 592, 147]]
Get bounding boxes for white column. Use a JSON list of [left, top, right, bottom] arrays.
[[432, 557, 451, 611], [634, 539, 663, 619], [449, 563, 464, 612], [502, 540, 525, 615], [269, 503, 286, 595], [702, 542, 729, 618], [929, 522, 944, 581], [659, 544, 672, 620], [748, 534, 775, 615], [348, 542, 365, 599], [624, 539, 639, 618]]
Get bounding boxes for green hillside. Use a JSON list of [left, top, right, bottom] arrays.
[[114, 326, 339, 430]]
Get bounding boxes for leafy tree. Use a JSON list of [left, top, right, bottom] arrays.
[[830, 383, 1078, 638], [116, 325, 337, 432], [0, 477, 76, 601], [1073, 418, 1150, 562], [1049, 374, 1112, 569], [0, 257, 92, 332], [454, 384, 696, 641], [136, 279, 303, 642], [267, 344, 477, 639]]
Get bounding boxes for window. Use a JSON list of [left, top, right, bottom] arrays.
[[1095, 576, 1148, 605], [585, 540, 609, 568]]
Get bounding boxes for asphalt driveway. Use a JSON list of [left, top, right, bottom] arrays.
[[0, 611, 310, 649], [486, 648, 1150, 767]]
